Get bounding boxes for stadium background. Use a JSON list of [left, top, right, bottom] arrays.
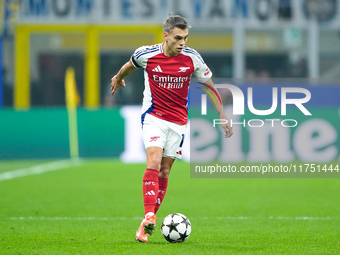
[[0, 0, 339, 162]]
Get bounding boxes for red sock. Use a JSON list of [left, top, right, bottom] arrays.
[[154, 177, 168, 214], [143, 168, 159, 215]]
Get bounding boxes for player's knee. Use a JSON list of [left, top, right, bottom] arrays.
[[147, 157, 162, 171], [159, 168, 170, 179], [158, 170, 170, 179]]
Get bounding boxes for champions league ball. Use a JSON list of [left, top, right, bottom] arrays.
[[161, 213, 191, 243]]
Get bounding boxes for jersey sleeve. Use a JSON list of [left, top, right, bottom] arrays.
[[191, 50, 213, 83], [130, 46, 149, 69]]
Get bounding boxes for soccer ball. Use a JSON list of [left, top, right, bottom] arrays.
[[161, 213, 191, 243]]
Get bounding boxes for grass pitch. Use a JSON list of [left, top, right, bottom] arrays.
[[0, 159, 339, 254]]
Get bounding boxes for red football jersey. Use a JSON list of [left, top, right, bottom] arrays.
[[131, 43, 212, 125]]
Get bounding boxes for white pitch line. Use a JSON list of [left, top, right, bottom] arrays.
[[0, 159, 82, 182], [7, 216, 339, 221]]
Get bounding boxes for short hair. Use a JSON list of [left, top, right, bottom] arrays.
[[163, 14, 190, 33]]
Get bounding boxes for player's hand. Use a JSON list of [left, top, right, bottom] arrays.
[[111, 75, 126, 95], [222, 122, 233, 138]]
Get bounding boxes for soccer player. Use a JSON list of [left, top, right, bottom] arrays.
[[111, 14, 233, 243]]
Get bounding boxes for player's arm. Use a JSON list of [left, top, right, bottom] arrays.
[[201, 79, 233, 138], [111, 60, 137, 95]]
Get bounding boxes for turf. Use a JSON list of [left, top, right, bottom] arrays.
[[0, 159, 339, 254]]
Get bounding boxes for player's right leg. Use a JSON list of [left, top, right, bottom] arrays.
[[135, 211, 158, 242], [136, 171, 159, 241], [141, 147, 163, 235], [136, 147, 162, 242], [135, 224, 148, 242], [135, 114, 167, 241]]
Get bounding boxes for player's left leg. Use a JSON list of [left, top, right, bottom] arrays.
[[154, 157, 175, 214]]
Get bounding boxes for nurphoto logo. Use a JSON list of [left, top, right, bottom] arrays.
[[200, 84, 312, 128]]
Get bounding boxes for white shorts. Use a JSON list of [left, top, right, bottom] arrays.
[[142, 114, 186, 159]]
